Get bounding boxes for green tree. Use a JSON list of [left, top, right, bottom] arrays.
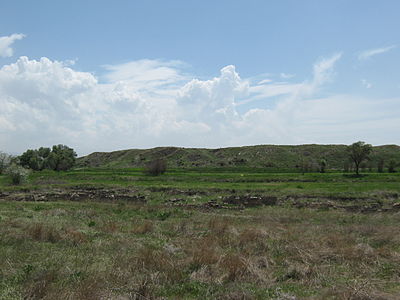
[[348, 141, 372, 176], [19, 145, 76, 171], [49, 145, 77, 171]]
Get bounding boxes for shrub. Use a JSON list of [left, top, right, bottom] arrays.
[[319, 159, 327, 173], [0, 151, 12, 174], [144, 159, 167, 176], [5, 164, 29, 185]]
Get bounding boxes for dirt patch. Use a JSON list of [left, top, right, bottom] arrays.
[[0, 187, 147, 203]]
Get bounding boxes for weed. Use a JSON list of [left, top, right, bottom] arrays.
[[27, 223, 62, 243], [131, 220, 154, 234]]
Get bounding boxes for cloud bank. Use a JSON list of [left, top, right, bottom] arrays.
[[0, 53, 399, 155]]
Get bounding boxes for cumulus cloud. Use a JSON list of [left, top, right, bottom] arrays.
[[358, 45, 396, 60], [0, 53, 398, 155], [0, 33, 25, 57]]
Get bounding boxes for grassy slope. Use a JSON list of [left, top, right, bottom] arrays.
[[76, 144, 400, 170]]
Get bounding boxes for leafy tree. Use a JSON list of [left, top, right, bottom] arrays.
[[0, 151, 12, 174], [19, 145, 76, 171], [48, 145, 77, 171], [348, 141, 372, 176]]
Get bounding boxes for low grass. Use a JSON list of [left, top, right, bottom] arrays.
[[1, 168, 400, 299], [0, 200, 399, 299]]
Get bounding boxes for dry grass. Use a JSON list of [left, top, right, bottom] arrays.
[[131, 220, 154, 234], [27, 223, 63, 243], [1, 200, 400, 299]]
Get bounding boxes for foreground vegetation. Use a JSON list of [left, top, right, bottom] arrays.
[[1, 168, 400, 299], [1, 200, 400, 299]]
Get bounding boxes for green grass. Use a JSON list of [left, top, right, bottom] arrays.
[[76, 144, 400, 170], [1, 168, 400, 299], [2, 169, 400, 198]]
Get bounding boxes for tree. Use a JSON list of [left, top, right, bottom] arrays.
[[19, 145, 76, 171], [348, 141, 372, 176], [319, 159, 327, 173], [48, 145, 77, 171], [0, 151, 12, 174]]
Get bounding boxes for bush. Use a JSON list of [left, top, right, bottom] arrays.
[[144, 159, 167, 176], [0, 151, 12, 174], [5, 164, 29, 185]]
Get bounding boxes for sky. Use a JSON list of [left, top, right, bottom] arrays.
[[0, 0, 399, 155]]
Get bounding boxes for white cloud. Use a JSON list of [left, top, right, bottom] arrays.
[[0, 54, 398, 156], [102, 59, 188, 89], [0, 33, 25, 57], [244, 53, 342, 105], [311, 52, 342, 89], [358, 45, 396, 60]]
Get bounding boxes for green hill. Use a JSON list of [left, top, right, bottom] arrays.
[[77, 144, 400, 171]]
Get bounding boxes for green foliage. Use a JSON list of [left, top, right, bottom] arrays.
[[5, 164, 29, 185], [19, 145, 77, 171], [0, 151, 12, 174], [76, 144, 400, 172], [348, 141, 373, 175]]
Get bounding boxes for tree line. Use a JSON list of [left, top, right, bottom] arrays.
[[0, 145, 76, 184]]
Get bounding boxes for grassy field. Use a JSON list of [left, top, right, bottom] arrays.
[[1, 169, 400, 299]]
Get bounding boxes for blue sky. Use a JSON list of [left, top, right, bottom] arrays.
[[0, 1, 399, 155]]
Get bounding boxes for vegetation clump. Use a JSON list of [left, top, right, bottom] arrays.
[[5, 163, 29, 185], [0, 151, 12, 174], [348, 141, 372, 175], [144, 158, 167, 176], [19, 144, 77, 171]]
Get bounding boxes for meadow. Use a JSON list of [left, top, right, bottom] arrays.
[[1, 168, 400, 299]]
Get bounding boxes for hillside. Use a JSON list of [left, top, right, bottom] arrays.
[[76, 144, 400, 170]]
